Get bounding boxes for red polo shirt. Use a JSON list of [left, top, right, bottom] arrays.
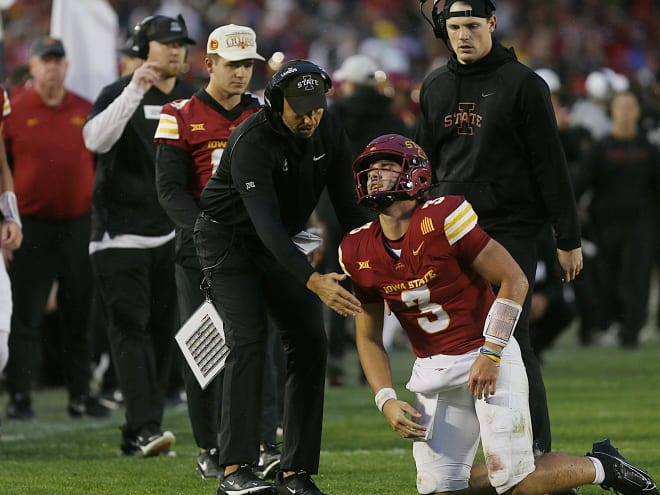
[[3, 87, 94, 221]]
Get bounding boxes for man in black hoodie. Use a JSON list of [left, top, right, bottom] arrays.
[[415, 0, 583, 456]]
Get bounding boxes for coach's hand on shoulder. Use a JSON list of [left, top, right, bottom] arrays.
[[383, 400, 427, 439], [306, 271, 362, 317]]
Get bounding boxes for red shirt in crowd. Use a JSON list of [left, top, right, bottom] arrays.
[[3, 87, 94, 221]]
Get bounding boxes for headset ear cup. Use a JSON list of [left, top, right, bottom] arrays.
[[439, 14, 448, 42], [133, 22, 149, 59], [431, 3, 445, 41], [271, 86, 283, 112]]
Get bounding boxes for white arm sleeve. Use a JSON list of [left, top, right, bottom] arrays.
[[83, 81, 145, 154]]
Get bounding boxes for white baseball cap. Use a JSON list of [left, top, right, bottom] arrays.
[[206, 24, 265, 61], [334, 54, 380, 85], [535, 68, 561, 93]]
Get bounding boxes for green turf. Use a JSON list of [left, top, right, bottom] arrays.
[[1, 326, 659, 495]]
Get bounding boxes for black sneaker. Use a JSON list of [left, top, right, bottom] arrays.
[[588, 439, 658, 495], [218, 465, 275, 494], [197, 447, 223, 479], [275, 471, 327, 495], [6, 393, 35, 420], [68, 395, 112, 418], [254, 443, 281, 480]]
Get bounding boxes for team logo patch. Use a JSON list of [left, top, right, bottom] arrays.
[[357, 260, 371, 270], [298, 74, 319, 91], [245, 181, 256, 190], [209, 39, 219, 51], [70, 116, 85, 126]]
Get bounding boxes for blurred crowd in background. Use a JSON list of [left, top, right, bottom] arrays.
[[0, 0, 658, 400], [1, 0, 659, 133]]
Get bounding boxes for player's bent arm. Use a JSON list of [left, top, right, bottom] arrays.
[[83, 81, 145, 154], [356, 301, 426, 438], [471, 238, 528, 306], [471, 238, 527, 350]]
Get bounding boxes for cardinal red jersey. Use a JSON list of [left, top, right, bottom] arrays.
[[154, 93, 261, 202], [339, 196, 494, 357]]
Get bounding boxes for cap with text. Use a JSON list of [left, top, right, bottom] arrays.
[[207, 24, 265, 61], [280, 73, 327, 115], [31, 36, 66, 58]]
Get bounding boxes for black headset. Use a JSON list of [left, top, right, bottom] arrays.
[[264, 59, 332, 112], [420, 0, 496, 45], [132, 14, 189, 59]]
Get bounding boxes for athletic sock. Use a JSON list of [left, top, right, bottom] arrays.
[[587, 456, 606, 484]]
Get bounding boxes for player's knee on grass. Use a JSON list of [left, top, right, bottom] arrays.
[[478, 402, 535, 493]]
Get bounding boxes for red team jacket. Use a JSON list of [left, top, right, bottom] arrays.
[[339, 196, 494, 357]]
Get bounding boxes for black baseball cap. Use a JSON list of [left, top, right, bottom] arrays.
[[280, 73, 327, 115], [140, 15, 196, 45], [31, 36, 66, 58]]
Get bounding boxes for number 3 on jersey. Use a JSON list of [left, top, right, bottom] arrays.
[[400, 285, 450, 333]]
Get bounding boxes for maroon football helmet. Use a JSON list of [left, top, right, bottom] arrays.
[[353, 134, 432, 209]]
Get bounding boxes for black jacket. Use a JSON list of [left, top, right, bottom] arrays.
[[415, 39, 581, 250], [88, 75, 195, 240], [199, 108, 369, 285], [574, 131, 660, 231]]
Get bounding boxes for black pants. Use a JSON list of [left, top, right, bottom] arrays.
[[176, 263, 282, 450], [91, 243, 177, 436], [491, 234, 552, 454], [592, 218, 656, 347], [194, 216, 327, 473], [6, 214, 93, 399]]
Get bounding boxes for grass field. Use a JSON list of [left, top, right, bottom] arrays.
[[1, 325, 659, 495]]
